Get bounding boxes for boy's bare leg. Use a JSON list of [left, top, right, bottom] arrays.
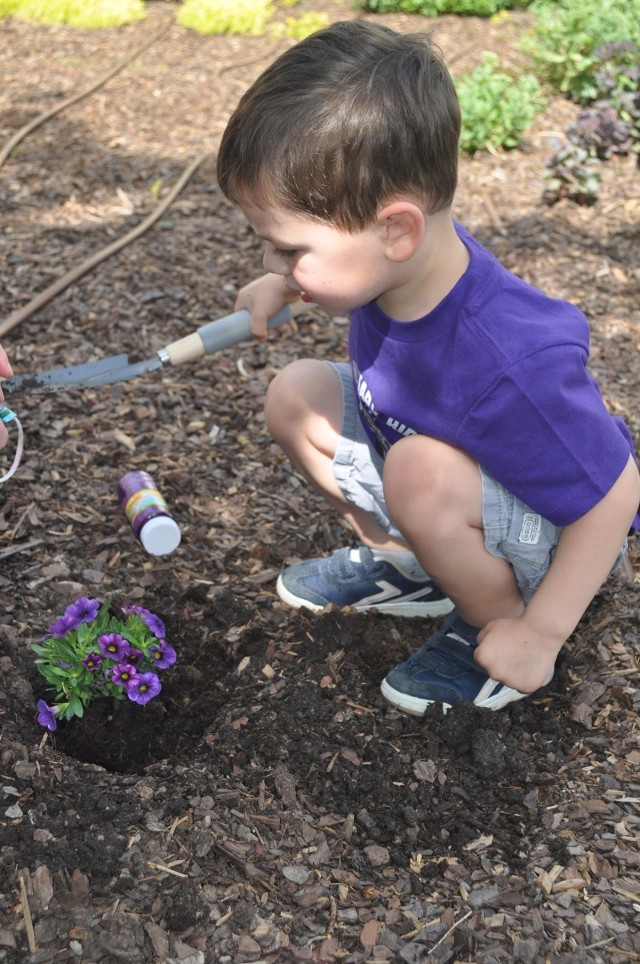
[[383, 434, 524, 627], [265, 362, 522, 626], [265, 359, 408, 552]]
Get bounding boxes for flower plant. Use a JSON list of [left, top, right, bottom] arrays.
[[33, 597, 176, 731]]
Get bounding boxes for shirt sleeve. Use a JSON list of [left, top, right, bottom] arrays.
[[458, 345, 635, 526]]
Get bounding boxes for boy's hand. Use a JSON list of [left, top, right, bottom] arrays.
[[0, 344, 14, 450], [474, 614, 561, 694], [475, 456, 639, 696], [235, 273, 300, 340], [0, 344, 13, 395]]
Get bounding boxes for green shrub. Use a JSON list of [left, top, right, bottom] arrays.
[[363, 0, 531, 16], [456, 52, 544, 152], [272, 12, 330, 41], [177, 0, 275, 35], [524, 0, 640, 102], [0, 0, 145, 27]]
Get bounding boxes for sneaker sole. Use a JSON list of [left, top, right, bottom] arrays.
[[276, 575, 454, 618], [380, 669, 554, 716]]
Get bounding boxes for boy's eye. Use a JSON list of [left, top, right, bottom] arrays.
[[272, 247, 299, 258]]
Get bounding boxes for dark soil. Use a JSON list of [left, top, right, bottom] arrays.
[[1, 3, 639, 962]]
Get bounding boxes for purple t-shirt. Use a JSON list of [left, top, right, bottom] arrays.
[[349, 223, 639, 531]]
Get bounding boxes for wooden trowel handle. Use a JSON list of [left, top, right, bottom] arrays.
[[161, 304, 294, 366]]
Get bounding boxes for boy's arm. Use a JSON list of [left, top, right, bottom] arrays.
[[235, 273, 301, 340], [475, 454, 640, 693]]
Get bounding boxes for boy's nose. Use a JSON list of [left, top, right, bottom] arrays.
[[263, 243, 288, 276]]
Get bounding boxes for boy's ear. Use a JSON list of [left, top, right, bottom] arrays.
[[378, 201, 425, 262]]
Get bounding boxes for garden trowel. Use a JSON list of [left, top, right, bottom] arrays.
[[1, 304, 296, 396]]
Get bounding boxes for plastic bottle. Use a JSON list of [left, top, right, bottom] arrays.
[[117, 471, 181, 555]]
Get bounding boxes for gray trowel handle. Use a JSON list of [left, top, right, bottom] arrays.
[[159, 304, 294, 366]]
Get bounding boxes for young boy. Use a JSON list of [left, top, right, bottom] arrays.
[[216, 20, 640, 715]]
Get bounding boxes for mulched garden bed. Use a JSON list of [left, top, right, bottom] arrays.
[[0, 3, 639, 961]]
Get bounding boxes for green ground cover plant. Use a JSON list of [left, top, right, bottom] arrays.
[[0, 0, 327, 38], [176, 0, 275, 36], [0, 0, 145, 27], [272, 11, 329, 40], [363, 0, 531, 15], [177, 0, 327, 38], [456, 52, 544, 153]]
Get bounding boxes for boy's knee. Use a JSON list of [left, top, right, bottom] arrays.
[[384, 435, 478, 521], [265, 360, 311, 425], [385, 434, 453, 486], [265, 359, 338, 439]]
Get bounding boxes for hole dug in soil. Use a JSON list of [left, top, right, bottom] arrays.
[[39, 588, 247, 774], [36, 583, 577, 866]]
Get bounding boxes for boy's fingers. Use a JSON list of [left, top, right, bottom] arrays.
[[232, 296, 268, 340], [251, 315, 270, 340], [0, 345, 13, 378]]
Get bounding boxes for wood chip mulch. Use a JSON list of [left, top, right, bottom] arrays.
[[0, 5, 639, 962]]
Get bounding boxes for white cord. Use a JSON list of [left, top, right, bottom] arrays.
[[0, 412, 24, 483]]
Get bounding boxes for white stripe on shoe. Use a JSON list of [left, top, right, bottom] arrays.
[[381, 667, 555, 716], [275, 573, 454, 617]]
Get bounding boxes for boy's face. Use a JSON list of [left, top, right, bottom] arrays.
[[240, 202, 395, 315]]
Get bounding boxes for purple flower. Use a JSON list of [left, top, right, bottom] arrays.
[[127, 672, 161, 704], [125, 647, 144, 667], [82, 653, 103, 671], [66, 596, 100, 625], [112, 663, 139, 688], [142, 610, 165, 639], [36, 700, 58, 731], [47, 613, 78, 637], [122, 604, 165, 639], [150, 640, 177, 669], [98, 633, 129, 661], [47, 597, 100, 637]]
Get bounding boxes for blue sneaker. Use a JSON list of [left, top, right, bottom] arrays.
[[276, 546, 453, 618], [380, 611, 554, 715]]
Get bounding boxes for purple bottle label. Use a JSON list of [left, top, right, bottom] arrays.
[[117, 471, 173, 540]]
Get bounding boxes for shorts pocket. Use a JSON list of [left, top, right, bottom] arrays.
[[498, 508, 560, 600]]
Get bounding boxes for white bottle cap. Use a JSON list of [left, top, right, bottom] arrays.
[[139, 516, 182, 555]]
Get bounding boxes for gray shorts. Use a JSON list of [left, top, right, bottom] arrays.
[[329, 361, 625, 604]]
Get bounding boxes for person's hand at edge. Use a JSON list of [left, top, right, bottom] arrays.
[[0, 344, 14, 449]]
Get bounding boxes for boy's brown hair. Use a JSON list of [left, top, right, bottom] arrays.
[[217, 20, 461, 231]]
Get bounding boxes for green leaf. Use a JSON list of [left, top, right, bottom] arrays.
[[67, 696, 85, 718]]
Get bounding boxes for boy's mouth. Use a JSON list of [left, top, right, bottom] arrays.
[[300, 292, 313, 303]]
